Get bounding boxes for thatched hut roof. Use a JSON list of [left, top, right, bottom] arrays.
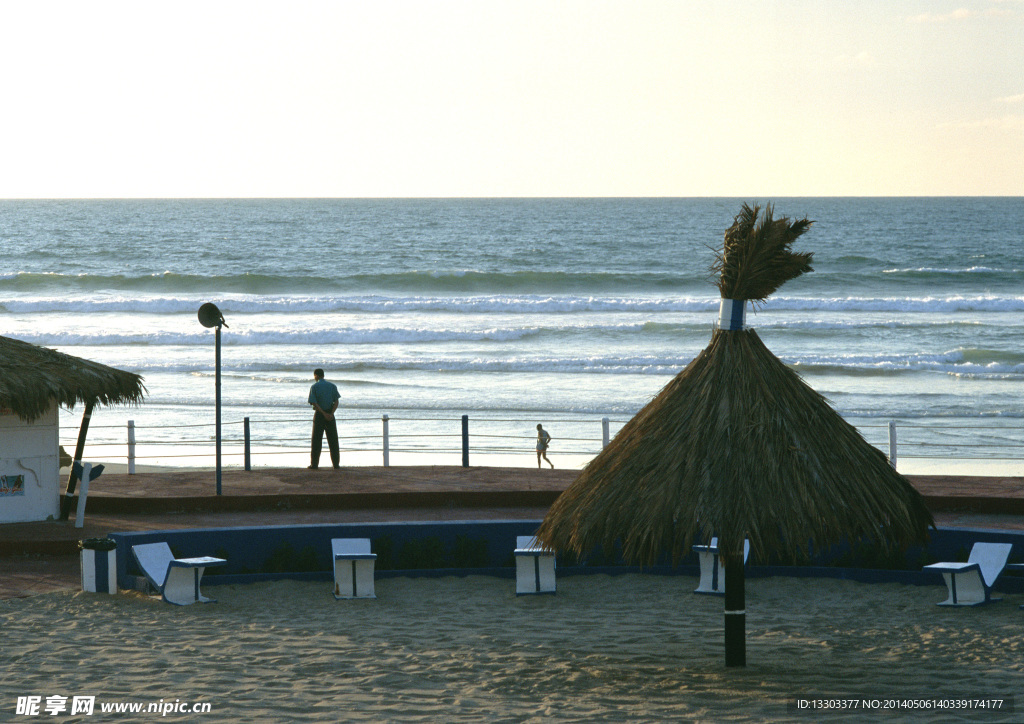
[[0, 335, 145, 422], [536, 204, 933, 566]]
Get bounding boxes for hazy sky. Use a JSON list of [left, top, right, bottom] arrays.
[[2, 1, 1021, 198]]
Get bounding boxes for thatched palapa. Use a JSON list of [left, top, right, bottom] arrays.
[[0, 335, 145, 421], [535, 203, 933, 665]]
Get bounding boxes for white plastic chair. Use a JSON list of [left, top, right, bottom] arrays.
[[131, 542, 226, 606], [923, 542, 1013, 606]]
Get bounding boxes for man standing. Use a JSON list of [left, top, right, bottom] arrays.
[[308, 368, 341, 469]]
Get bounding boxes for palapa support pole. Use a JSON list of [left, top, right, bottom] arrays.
[[461, 415, 469, 467], [723, 547, 746, 667], [720, 297, 747, 666], [60, 398, 95, 520]]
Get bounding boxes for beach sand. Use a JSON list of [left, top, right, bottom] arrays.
[[2, 574, 1021, 723]]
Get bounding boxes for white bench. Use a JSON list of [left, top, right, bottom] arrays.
[[131, 542, 226, 606], [693, 537, 750, 595], [514, 535, 556, 595], [923, 542, 1013, 606], [332, 538, 377, 599]]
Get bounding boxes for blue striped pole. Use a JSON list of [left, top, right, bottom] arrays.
[[718, 298, 746, 331]]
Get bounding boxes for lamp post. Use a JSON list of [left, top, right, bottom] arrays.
[[198, 303, 227, 495]]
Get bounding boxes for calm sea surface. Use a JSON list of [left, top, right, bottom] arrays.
[[2, 198, 1023, 471]]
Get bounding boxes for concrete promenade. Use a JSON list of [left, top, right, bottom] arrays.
[[2, 466, 1023, 599]]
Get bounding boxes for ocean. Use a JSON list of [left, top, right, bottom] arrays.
[[2, 197, 1023, 474]]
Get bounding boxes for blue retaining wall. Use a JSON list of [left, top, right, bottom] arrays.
[[109, 520, 543, 590], [107, 522, 1024, 594]]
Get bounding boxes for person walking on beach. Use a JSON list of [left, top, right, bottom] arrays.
[[536, 424, 554, 469], [308, 368, 341, 469]]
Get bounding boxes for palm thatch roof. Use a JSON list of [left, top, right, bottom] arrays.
[[536, 203, 933, 567], [0, 335, 145, 422], [712, 201, 813, 303]]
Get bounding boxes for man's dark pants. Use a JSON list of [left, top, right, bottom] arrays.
[[311, 412, 340, 468]]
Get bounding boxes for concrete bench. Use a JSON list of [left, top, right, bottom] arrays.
[[332, 538, 377, 599], [131, 542, 226, 606], [80, 539, 117, 595], [514, 535, 556, 595]]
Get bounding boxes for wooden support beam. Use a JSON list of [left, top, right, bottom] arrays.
[[60, 399, 95, 520]]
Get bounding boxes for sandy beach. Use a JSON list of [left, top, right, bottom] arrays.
[[2, 574, 1021, 723], [3, 467, 1023, 721]]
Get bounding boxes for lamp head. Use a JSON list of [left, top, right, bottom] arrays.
[[198, 302, 228, 328]]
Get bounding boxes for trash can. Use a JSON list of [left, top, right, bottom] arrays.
[[80, 538, 117, 594]]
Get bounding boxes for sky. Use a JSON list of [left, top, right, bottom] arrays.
[[1, 0, 1021, 198]]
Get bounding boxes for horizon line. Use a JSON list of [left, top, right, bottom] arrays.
[[2, 194, 1022, 202]]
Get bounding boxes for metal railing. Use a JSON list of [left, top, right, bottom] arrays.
[[62, 414, 622, 472], [62, 415, 1024, 473]]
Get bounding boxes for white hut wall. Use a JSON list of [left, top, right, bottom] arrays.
[[0, 405, 61, 523]]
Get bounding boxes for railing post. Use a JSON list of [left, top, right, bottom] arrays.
[[462, 414, 469, 467], [602, 417, 610, 448], [127, 420, 136, 475], [244, 417, 251, 471], [382, 414, 390, 467], [888, 420, 897, 469]]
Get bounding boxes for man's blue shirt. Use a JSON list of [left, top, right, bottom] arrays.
[[309, 378, 340, 411]]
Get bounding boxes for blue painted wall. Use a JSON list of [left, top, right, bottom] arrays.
[[110, 519, 545, 589], [107, 521, 1024, 594]]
